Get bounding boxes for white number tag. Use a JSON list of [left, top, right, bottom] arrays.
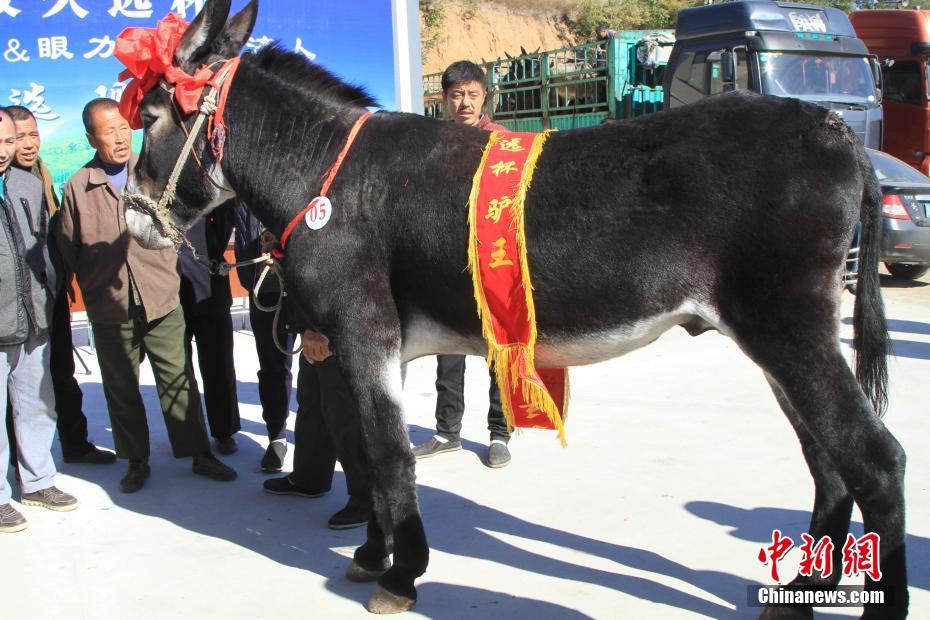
[[304, 196, 332, 230]]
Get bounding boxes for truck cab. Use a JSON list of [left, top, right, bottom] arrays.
[[664, 1, 883, 148], [851, 10, 930, 175]]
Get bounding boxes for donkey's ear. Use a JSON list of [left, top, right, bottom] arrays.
[[175, 0, 232, 73], [213, 0, 258, 59]]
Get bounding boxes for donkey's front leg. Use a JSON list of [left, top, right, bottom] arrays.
[[325, 298, 428, 613]]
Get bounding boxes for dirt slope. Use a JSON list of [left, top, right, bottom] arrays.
[[422, 2, 575, 75]]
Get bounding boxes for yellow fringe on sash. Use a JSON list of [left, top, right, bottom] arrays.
[[467, 130, 566, 445]]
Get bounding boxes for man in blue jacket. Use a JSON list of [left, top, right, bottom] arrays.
[[0, 109, 78, 533]]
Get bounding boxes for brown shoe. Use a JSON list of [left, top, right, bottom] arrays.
[[215, 436, 238, 455], [262, 476, 325, 498], [192, 453, 237, 482], [0, 503, 27, 532], [21, 486, 79, 512], [327, 499, 369, 530], [62, 443, 117, 465], [120, 459, 151, 493]]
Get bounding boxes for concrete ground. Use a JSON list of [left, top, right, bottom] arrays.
[[3, 271, 928, 619]]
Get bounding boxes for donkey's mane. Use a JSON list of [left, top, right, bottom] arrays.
[[245, 44, 378, 109]]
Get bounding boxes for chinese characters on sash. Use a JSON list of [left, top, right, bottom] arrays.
[[468, 130, 569, 441]]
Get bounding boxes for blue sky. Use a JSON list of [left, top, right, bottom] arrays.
[[0, 0, 397, 141]]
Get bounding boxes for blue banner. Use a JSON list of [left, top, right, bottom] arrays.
[[0, 0, 397, 186]]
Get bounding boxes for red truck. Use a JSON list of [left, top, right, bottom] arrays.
[[851, 9, 930, 174]]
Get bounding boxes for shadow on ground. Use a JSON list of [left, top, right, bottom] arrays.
[[842, 317, 930, 337], [840, 316, 930, 361], [841, 337, 930, 361], [878, 275, 929, 289], [62, 394, 752, 617], [686, 501, 929, 592]]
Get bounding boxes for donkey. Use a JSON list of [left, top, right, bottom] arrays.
[[122, 0, 907, 616]]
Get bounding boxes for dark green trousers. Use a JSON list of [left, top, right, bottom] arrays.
[[92, 303, 210, 460]]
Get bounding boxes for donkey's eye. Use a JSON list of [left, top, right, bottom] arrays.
[[140, 112, 157, 126]]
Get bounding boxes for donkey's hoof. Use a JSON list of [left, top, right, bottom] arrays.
[[346, 559, 390, 583], [367, 586, 415, 614]]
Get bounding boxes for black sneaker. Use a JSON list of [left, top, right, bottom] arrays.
[[260, 441, 287, 472], [215, 436, 238, 455], [120, 459, 151, 493], [487, 440, 511, 469], [328, 500, 369, 530], [21, 486, 79, 512], [192, 453, 237, 482], [62, 443, 117, 465], [412, 436, 461, 459], [262, 476, 325, 498], [0, 503, 27, 532]]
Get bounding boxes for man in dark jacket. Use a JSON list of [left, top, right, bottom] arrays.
[[263, 331, 371, 530], [411, 60, 512, 468], [236, 202, 368, 528], [233, 201, 294, 470], [179, 202, 241, 455], [6, 105, 114, 465], [0, 108, 78, 533]]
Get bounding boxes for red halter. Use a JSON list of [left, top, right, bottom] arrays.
[[115, 14, 241, 162]]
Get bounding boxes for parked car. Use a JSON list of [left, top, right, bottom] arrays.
[[867, 148, 930, 280]]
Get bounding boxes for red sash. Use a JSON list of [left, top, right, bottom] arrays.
[[467, 130, 568, 444]]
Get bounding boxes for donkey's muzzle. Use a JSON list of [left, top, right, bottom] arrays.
[[123, 192, 181, 250]]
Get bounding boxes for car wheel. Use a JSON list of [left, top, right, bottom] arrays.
[[885, 263, 930, 280]]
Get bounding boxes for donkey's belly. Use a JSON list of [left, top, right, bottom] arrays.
[[401, 300, 723, 366], [537, 300, 722, 367], [400, 314, 489, 363]]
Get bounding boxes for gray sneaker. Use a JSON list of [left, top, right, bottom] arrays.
[[412, 436, 461, 459], [487, 441, 511, 469], [21, 486, 79, 512], [0, 503, 27, 533]]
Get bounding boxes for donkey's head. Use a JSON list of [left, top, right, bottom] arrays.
[[124, 0, 257, 249]]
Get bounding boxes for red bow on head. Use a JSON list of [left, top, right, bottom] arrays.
[[115, 13, 218, 130]]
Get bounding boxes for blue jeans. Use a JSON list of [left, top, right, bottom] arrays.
[[0, 334, 57, 504]]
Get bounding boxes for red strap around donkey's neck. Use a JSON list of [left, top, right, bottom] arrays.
[[272, 110, 373, 260]]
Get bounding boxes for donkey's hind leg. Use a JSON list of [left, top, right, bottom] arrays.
[[759, 381, 854, 620], [347, 518, 392, 582], [731, 322, 907, 619]]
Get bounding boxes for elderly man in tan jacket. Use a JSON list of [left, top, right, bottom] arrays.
[[56, 98, 235, 493]]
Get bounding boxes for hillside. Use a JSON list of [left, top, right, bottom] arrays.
[[418, 0, 853, 75], [421, 1, 577, 75]]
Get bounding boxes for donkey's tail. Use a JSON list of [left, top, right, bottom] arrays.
[[853, 151, 889, 416]]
